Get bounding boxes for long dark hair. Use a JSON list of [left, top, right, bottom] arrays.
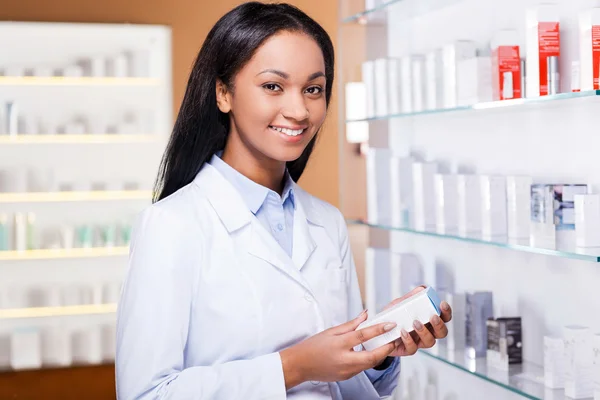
[[153, 2, 335, 202]]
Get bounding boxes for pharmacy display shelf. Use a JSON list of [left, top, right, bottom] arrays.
[[0, 76, 160, 87], [0, 247, 129, 261], [348, 220, 600, 262], [0, 190, 152, 203], [420, 347, 592, 400], [0, 303, 117, 319], [0, 134, 158, 145], [342, 0, 403, 23], [345, 90, 600, 123]]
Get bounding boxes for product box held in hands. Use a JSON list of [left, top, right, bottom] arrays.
[[357, 287, 441, 351]]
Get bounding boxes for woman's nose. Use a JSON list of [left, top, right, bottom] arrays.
[[281, 93, 309, 121]]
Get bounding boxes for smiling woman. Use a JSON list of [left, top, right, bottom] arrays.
[[115, 2, 451, 400]]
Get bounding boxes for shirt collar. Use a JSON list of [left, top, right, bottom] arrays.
[[208, 152, 295, 215]]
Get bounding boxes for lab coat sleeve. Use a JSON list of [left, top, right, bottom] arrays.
[[116, 206, 286, 400], [335, 211, 401, 398]]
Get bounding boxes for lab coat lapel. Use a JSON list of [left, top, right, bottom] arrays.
[[291, 196, 317, 271]]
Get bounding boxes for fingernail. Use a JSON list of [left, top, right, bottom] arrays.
[[358, 309, 367, 318], [401, 329, 409, 339], [413, 320, 424, 331], [383, 323, 397, 332], [431, 315, 441, 325], [441, 301, 450, 311]]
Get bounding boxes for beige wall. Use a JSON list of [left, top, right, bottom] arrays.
[[0, 0, 339, 206]]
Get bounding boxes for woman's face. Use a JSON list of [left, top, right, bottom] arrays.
[[217, 31, 327, 164]]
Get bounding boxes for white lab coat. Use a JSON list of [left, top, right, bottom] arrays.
[[116, 163, 400, 399]]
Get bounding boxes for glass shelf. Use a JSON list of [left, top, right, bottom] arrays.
[[0, 134, 157, 145], [342, 0, 403, 23], [0, 76, 160, 86], [345, 90, 600, 123], [0, 247, 129, 261], [0, 190, 152, 203], [347, 220, 600, 262], [420, 347, 592, 400], [0, 303, 117, 319]]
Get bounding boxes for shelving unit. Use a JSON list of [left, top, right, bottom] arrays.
[[0, 303, 117, 319], [0, 76, 160, 86], [0, 247, 129, 261], [338, 0, 600, 399], [0, 134, 157, 145], [0, 190, 152, 203]]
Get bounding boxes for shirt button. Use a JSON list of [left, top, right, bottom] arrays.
[[310, 380, 320, 385], [277, 223, 283, 231], [303, 292, 313, 302]]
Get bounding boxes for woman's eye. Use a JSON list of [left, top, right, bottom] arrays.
[[263, 83, 282, 92], [305, 86, 323, 95]]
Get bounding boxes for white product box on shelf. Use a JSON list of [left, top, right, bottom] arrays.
[[425, 49, 444, 110], [0, 332, 8, 369], [579, 8, 600, 91], [102, 323, 117, 362], [412, 55, 426, 113], [575, 194, 600, 247], [442, 292, 466, 350], [357, 287, 441, 351], [564, 325, 594, 399], [390, 156, 414, 227], [466, 291, 494, 358], [362, 61, 376, 118], [11, 328, 42, 370], [387, 58, 401, 115], [344, 82, 369, 143], [593, 333, 600, 400], [457, 174, 482, 237], [531, 184, 588, 230], [365, 247, 392, 314], [374, 58, 389, 117], [412, 162, 438, 231], [480, 175, 508, 240], [400, 56, 413, 113], [390, 253, 423, 300], [457, 56, 493, 107], [434, 174, 459, 235], [442, 41, 477, 108], [42, 326, 72, 367], [72, 326, 103, 365], [506, 176, 532, 239], [544, 336, 565, 389], [526, 4, 561, 97], [366, 148, 392, 225]]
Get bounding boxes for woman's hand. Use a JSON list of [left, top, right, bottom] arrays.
[[279, 310, 397, 390], [383, 286, 453, 358]]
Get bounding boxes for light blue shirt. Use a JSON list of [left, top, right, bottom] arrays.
[[208, 153, 399, 385], [209, 153, 296, 257]]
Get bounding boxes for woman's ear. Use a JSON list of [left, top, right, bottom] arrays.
[[216, 79, 232, 113]]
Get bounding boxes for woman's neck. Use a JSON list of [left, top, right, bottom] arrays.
[[221, 138, 286, 195]]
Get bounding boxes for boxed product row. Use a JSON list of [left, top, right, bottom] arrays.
[[0, 50, 152, 79], [0, 212, 133, 251], [366, 149, 599, 248], [0, 101, 155, 136], [0, 323, 116, 370], [366, 247, 600, 399], [346, 4, 600, 120]]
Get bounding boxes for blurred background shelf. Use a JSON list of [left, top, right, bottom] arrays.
[[0, 190, 152, 203], [0, 76, 160, 86], [0, 134, 158, 144], [0, 303, 117, 319], [342, 0, 403, 23], [0, 247, 129, 261]]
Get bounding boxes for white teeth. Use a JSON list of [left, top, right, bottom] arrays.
[[271, 126, 304, 136]]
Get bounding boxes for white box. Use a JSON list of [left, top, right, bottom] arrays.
[[72, 326, 103, 364], [412, 55, 426, 113], [526, 5, 561, 97], [412, 162, 438, 231], [366, 148, 392, 225], [443, 292, 466, 350], [544, 336, 565, 389], [344, 82, 369, 143], [442, 41, 477, 108], [434, 174, 459, 235], [480, 175, 508, 239], [365, 248, 392, 314], [575, 194, 600, 247], [579, 8, 600, 91], [362, 61, 376, 118], [564, 325, 594, 399], [42, 327, 72, 367], [390, 253, 423, 300], [387, 58, 402, 115], [374, 58, 389, 117], [390, 156, 413, 227], [506, 176, 532, 239], [593, 333, 600, 400], [10, 328, 42, 370], [400, 56, 413, 113], [457, 56, 493, 107], [457, 174, 482, 237], [425, 49, 444, 110], [357, 287, 441, 351]]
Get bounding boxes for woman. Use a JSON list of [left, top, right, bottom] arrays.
[[116, 2, 452, 399]]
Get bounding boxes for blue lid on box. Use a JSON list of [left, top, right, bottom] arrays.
[[426, 286, 441, 315]]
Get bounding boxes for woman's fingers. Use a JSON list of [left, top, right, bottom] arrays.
[[399, 328, 418, 355], [345, 322, 397, 348], [429, 314, 449, 339], [440, 301, 453, 323], [412, 320, 436, 349], [329, 309, 368, 335]]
